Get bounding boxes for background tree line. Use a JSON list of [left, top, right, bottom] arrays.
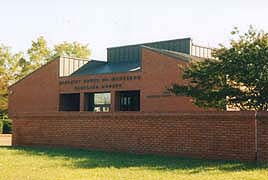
[[0, 36, 91, 125]]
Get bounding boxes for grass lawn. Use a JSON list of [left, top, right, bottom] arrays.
[[0, 146, 267, 180]]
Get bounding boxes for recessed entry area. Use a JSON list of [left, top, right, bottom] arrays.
[[116, 90, 140, 111], [59, 93, 80, 111], [84, 92, 111, 112]]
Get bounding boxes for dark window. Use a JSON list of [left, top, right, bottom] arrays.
[[59, 93, 80, 111], [116, 90, 140, 111], [85, 92, 111, 112]]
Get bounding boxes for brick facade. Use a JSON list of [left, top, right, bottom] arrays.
[[8, 48, 204, 116], [8, 58, 59, 115]]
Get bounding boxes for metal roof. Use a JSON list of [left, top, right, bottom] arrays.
[[71, 60, 141, 76], [70, 45, 207, 77], [71, 46, 205, 76], [107, 38, 192, 63]]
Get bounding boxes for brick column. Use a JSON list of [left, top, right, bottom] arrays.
[[11, 118, 17, 146], [256, 111, 268, 162], [110, 90, 116, 113], [80, 92, 84, 112]]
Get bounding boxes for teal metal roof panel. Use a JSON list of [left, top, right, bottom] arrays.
[[71, 60, 141, 76], [107, 38, 192, 64]]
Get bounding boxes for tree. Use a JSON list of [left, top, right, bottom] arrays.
[[54, 41, 91, 59], [27, 36, 52, 70], [0, 45, 28, 115], [27, 37, 91, 71], [169, 26, 268, 111]]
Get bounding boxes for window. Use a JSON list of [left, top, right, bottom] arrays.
[[85, 92, 111, 112], [59, 93, 80, 111], [116, 90, 140, 111]]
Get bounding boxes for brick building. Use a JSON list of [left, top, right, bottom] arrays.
[[8, 38, 268, 162], [9, 38, 212, 114]]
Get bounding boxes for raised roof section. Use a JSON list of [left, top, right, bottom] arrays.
[[61, 38, 212, 77], [107, 38, 212, 64], [59, 56, 89, 77], [107, 38, 192, 64]]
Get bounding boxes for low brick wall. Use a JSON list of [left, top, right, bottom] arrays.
[[257, 112, 268, 162], [12, 111, 261, 162]]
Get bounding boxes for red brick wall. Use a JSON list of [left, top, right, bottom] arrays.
[[12, 111, 257, 162], [141, 48, 204, 112], [8, 58, 59, 116], [257, 112, 268, 162]]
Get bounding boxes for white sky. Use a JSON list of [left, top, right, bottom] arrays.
[[1, 0, 268, 60]]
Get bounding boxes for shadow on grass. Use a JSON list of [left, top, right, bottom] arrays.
[[1, 146, 267, 173]]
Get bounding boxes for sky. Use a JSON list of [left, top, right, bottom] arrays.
[[1, 0, 268, 60]]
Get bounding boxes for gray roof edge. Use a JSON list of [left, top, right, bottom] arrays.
[[60, 56, 89, 61], [90, 59, 107, 63], [141, 46, 205, 62], [107, 37, 192, 50]]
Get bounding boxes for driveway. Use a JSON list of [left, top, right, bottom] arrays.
[[0, 134, 12, 146]]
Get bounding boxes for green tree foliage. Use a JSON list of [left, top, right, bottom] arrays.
[[2, 118, 12, 134], [0, 45, 27, 114], [27, 36, 52, 70], [170, 26, 268, 111], [27, 37, 91, 70], [0, 120, 3, 134], [0, 36, 91, 115], [54, 41, 91, 59]]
